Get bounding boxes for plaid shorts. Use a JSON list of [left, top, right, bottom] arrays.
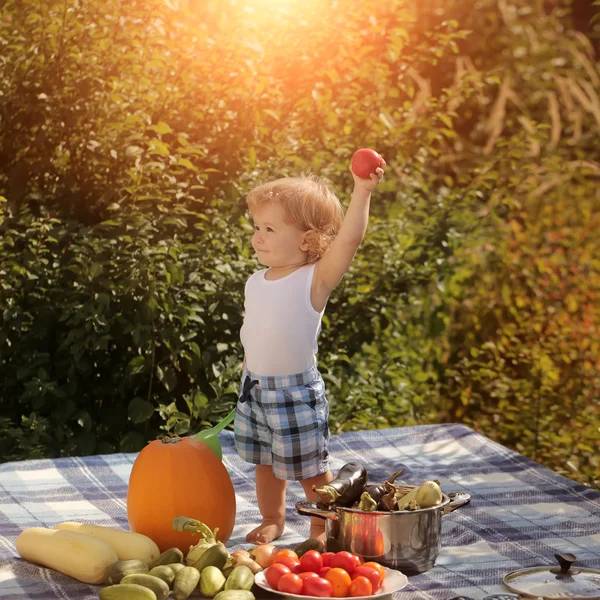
[[234, 365, 331, 481]]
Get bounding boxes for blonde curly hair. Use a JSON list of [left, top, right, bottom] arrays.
[[246, 173, 344, 263]]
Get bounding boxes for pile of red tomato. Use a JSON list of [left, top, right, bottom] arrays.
[[265, 549, 386, 598]]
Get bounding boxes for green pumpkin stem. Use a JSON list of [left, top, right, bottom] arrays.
[[172, 516, 219, 543]]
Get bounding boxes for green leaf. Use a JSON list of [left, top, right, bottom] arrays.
[[119, 432, 146, 453], [148, 140, 170, 156], [149, 122, 173, 135], [156, 365, 178, 392], [177, 158, 197, 171], [76, 411, 93, 432], [173, 419, 190, 436], [193, 391, 208, 409], [128, 397, 155, 424], [128, 356, 146, 375]]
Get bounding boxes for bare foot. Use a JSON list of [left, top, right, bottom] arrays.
[[246, 518, 285, 544]]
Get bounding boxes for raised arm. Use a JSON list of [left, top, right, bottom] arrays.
[[313, 160, 385, 305]]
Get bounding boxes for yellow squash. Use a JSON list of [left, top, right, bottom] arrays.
[[16, 527, 118, 584], [54, 521, 160, 566]]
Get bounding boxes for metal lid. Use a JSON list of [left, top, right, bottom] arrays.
[[503, 554, 600, 599]]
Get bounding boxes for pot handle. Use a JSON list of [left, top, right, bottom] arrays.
[[442, 491, 471, 515], [296, 501, 339, 521]]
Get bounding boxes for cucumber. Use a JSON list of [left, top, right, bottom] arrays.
[[105, 559, 149, 584], [121, 574, 170, 600], [148, 565, 176, 587], [200, 565, 227, 598], [173, 565, 201, 600], [99, 583, 157, 600], [214, 591, 256, 600], [224, 565, 254, 591], [167, 562, 186, 574], [151, 547, 184, 568], [192, 543, 229, 573]]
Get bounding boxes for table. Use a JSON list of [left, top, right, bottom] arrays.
[[1, 424, 599, 599]]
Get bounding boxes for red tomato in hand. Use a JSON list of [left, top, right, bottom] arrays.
[[349, 575, 373, 597], [351, 565, 382, 592], [266, 563, 291, 589], [304, 576, 334, 598], [321, 552, 336, 568], [351, 148, 382, 179], [276, 555, 301, 573], [331, 551, 357, 574], [278, 573, 304, 594], [300, 550, 324, 573]]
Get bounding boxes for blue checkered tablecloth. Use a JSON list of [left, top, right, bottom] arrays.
[[1, 424, 599, 599]]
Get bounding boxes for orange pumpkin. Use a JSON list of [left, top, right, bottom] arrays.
[[127, 436, 236, 553]]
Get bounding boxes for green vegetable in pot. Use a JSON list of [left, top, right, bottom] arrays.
[[357, 491, 378, 511], [313, 463, 368, 506], [396, 480, 443, 510]]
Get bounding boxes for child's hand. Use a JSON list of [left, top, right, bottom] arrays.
[[349, 158, 386, 192]]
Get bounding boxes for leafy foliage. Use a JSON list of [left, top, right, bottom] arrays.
[[1, 0, 598, 488]]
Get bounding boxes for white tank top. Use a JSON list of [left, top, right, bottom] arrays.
[[240, 263, 324, 376]]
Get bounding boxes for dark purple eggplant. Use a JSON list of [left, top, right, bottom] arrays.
[[363, 468, 405, 505], [362, 485, 385, 504], [313, 462, 368, 506]]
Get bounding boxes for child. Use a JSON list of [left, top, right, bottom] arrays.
[[234, 157, 386, 544]]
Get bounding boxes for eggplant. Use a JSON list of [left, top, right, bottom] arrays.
[[363, 468, 405, 504], [362, 485, 385, 505], [313, 462, 368, 506]]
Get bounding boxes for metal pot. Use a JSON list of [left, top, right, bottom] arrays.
[[296, 491, 471, 575]]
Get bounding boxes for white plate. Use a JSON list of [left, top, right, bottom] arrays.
[[254, 566, 408, 600]]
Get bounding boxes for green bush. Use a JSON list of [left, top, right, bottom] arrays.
[[0, 0, 598, 488], [0, 196, 249, 456]]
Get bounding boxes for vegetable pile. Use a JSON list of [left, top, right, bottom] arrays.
[[99, 516, 261, 599], [16, 516, 265, 600], [263, 548, 387, 598], [313, 463, 444, 512], [14, 463, 430, 599]]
